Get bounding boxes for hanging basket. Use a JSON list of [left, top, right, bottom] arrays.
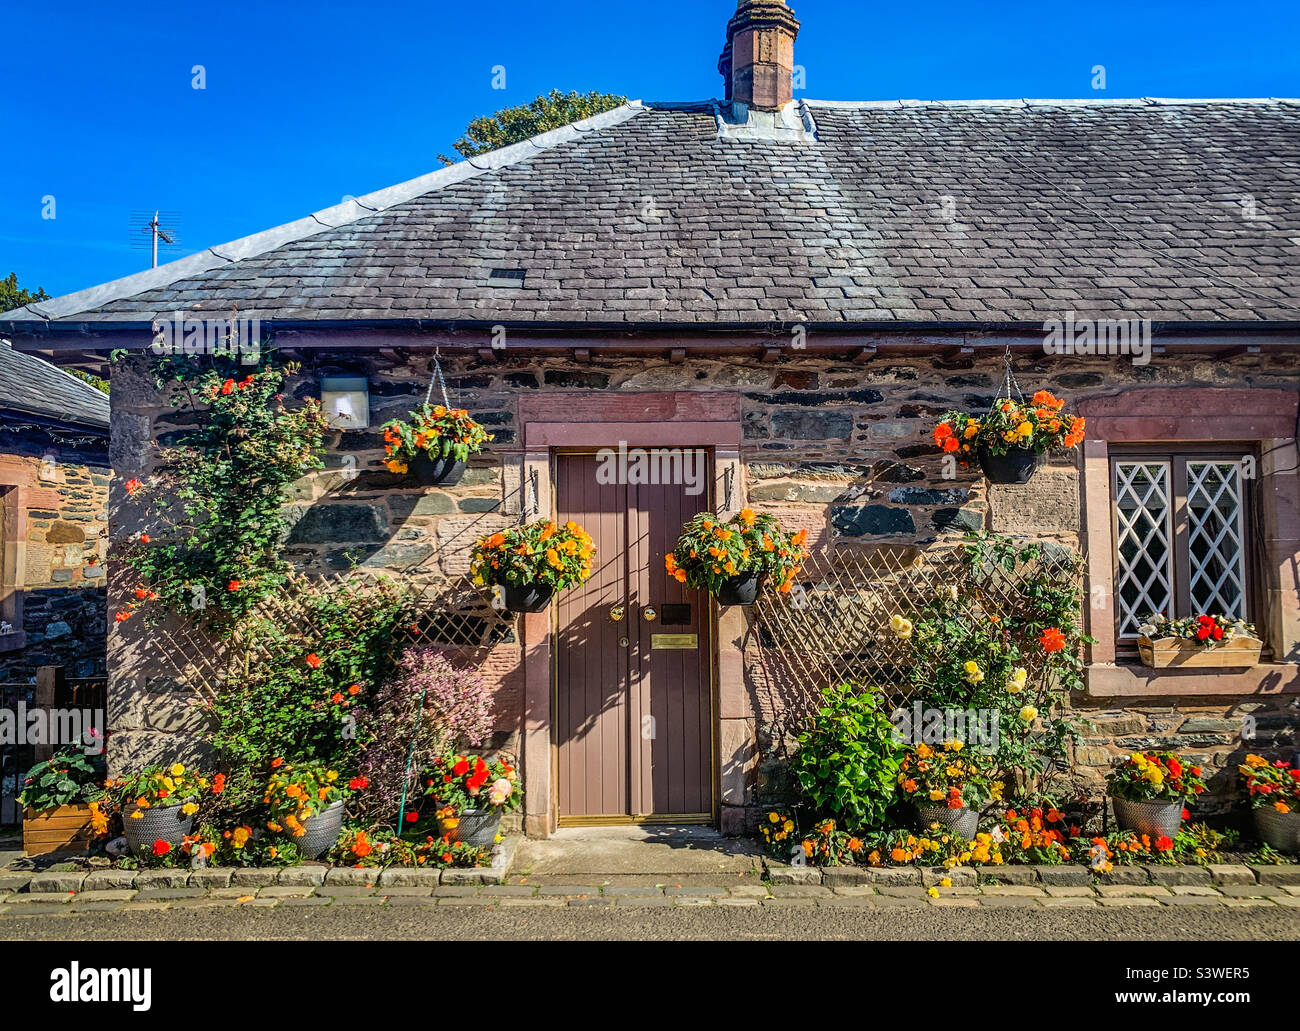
[[501, 582, 555, 613], [409, 454, 466, 487], [715, 572, 762, 606], [977, 445, 1043, 485]]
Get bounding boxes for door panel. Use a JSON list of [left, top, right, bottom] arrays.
[[555, 450, 714, 822]]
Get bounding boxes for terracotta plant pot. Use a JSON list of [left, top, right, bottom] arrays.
[[409, 454, 466, 487], [716, 572, 761, 606], [123, 803, 194, 855], [23, 804, 95, 857], [977, 446, 1043, 485], [1110, 796, 1184, 838], [293, 799, 346, 859], [440, 808, 502, 848], [1254, 807, 1300, 853], [917, 804, 979, 839], [501, 582, 555, 613]]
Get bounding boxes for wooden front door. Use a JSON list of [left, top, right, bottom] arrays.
[[554, 450, 714, 824]]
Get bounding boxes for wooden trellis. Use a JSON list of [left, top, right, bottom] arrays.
[[752, 538, 1082, 716], [137, 571, 515, 700]]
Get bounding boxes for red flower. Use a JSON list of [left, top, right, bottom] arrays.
[[221, 378, 236, 395], [441, 852, 453, 863], [1167, 758, 1182, 778], [139, 533, 150, 543], [124, 477, 143, 495], [348, 777, 368, 791], [152, 840, 171, 857], [271, 757, 284, 769], [1182, 808, 1190, 820], [212, 773, 226, 794], [452, 758, 470, 777], [405, 811, 419, 823], [348, 684, 361, 696], [114, 611, 132, 623], [1154, 836, 1174, 852], [331, 692, 345, 704], [1189, 766, 1202, 777], [305, 653, 322, 669], [228, 579, 242, 592], [1039, 627, 1068, 653]]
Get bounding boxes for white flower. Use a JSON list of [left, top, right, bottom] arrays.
[[488, 778, 513, 807], [938, 585, 958, 602]]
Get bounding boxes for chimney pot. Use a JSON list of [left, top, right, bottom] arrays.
[[719, 0, 801, 113]]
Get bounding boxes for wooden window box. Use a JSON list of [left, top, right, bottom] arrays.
[[1136, 635, 1263, 669]]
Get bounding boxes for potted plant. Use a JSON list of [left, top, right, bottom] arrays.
[[1106, 750, 1205, 837], [665, 508, 808, 606], [897, 742, 1002, 839], [425, 752, 521, 847], [381, 403, 492, 487], [934, 390, 1086, 484], [470, 519, 595, 613], [18, 748, 106, 857], [1136, 613, 1262, 668], [112, 764, 209, 855], [1239, 754, 1300, 852], [264, 759, 352, 859]]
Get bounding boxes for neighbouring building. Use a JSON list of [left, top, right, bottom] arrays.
[[1, 1, 1296, 837], [0, 340, 110, 682]]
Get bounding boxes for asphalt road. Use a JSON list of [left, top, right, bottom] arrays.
[[2, 903, 1296, 941]]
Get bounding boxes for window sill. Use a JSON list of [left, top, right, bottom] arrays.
[[1086, 661, 1300, 698], [0, 631, 27, 653]]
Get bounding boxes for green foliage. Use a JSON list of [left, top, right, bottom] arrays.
[[207, 577, 409, 785], [791, 683, 906, 833], [115, 352, 328, 626], [0, 272, 48, 312], [439, 90, 626, 164], [18, 748, 105, 811]]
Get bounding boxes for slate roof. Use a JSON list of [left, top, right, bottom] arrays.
[[0, 341, 110, 429], [4, 98, 1300, 329]]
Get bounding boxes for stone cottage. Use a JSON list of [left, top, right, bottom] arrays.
[[0, 341, 110, 682], [1, 0, 1297, 836]]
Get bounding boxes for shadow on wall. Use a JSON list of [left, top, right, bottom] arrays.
[[0, 584, 107, 682]]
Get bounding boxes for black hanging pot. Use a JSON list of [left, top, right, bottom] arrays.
[[501, 582, 555, 613], [977, 445, 1043, 485], [409, 453, 466, 487], [715, 572, 761, 607]]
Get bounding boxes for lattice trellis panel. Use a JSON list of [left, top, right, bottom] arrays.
[[137, 571, 516, 700], [753, 539, 1082, 717]]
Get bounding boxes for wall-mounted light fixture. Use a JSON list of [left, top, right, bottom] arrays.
[[320, 376, 370, 430]]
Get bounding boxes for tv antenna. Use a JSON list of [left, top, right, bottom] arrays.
[[129, 210, 181, 268]]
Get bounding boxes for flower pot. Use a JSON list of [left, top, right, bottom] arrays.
[[409, 454, 466, 487], [23, 804, 95, 857], [977, 446, 1043, 485], [123, 803, 194, 855], [501, 582, 555, 613], [1110, 796, 1183, 838], [292, 799, 346, 859], [1137, 635, 1262, 669], [917, 804, 979, 839], [1254, 807, 1300, 852], [441, 808, 501, 848], [716, 572, 761, 606]]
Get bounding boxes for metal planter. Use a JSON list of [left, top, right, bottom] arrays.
[[977, 446, 1043, 485], [1110, 796, 1184, 838], [716, 573, 761, 606], [917, 804, 979, 839], [445, 808, 502, 848], [1254, 806, 1300, 852], [293, 800, 346, 859], [123, 804, 194, 855]]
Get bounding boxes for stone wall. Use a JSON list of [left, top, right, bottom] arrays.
[[108, 347, 1300, 826], [0, 423, 109, 683]]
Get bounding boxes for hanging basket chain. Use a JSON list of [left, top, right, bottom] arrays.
[[987, 344, 1027, 419], [424, 348, 452, 410]]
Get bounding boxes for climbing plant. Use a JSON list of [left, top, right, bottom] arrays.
[[113, 351, 328, 627]]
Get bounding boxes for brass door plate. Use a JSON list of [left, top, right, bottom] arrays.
[[651, 633, 699, 650]]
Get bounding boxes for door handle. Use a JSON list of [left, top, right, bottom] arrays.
[[643, 606, 657, 622]]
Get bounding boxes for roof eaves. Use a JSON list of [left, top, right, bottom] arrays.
[[2, 100, 648, 325]]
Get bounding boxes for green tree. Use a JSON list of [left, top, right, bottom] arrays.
[[439, 89, 626, 165], [0, 272, 48, 312]]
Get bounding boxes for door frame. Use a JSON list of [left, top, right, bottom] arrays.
[[550, 446, 718, 829], [517, 393, 743, 838]]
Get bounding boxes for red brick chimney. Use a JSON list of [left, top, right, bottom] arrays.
[[719, 0, 801, 112]]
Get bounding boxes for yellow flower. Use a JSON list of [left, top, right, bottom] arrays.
[[927, 887, 940, 898], [181, 802, 198, 816], [170, 763, 185, 777], [129, 810, 144, 819], [768, 812, 780, 824], [1144, 766, 1164, 786], [963, 661, 984, 684], [1019, 705, 1038, 722], [890, 614, 913, 639], [929, 790, 944, 802], [940, 877, 952, 888]]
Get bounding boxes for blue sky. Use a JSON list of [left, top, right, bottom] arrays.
[[4, 0, 1297, 298]]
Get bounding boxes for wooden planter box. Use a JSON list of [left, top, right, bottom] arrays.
[[23, 804, 95, 856], [1137, 635, 1262, 669]]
